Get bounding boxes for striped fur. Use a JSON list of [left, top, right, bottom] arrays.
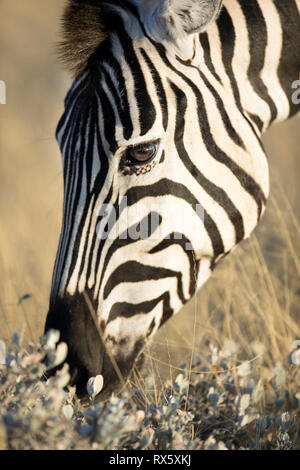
[[45, 0, 300, 398]]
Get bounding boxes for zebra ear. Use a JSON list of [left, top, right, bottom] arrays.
[[140, 0, 223, 40]]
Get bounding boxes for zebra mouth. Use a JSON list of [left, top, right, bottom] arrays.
[[44, 293, 104, 394], [44, 292, 145, 400], [75, 350, 146, 401]]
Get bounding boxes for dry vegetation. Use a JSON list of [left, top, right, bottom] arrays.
[[1, 326, 300, 450], [0, 1, 300, 450]]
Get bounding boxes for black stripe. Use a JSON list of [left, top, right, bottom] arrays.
[[133, 1, 265, 148], [57, 87, 84, 153], [75, 115, 98, 288], [61, 108, 86, 262], [140, 48, 169, 131], [103, 261, 186, 304], [107, 292, 172, 325], [149, 233, 200, 297], [52, 109, 78, 297], [57, 74, 89, 137], [248, 113, 264, 132], [273, 0, 300, 118], [171, 81, 245, 244], [239, 0, 278, 123], [199, 32, 222, 84], [61, 94, 82, 179], [95, 212, 162, 296], [115, 21, 156, 136], [138, 35, 266, 219], [124, 179, 225, 259], [64, 119, 112, 292], [60, 124, 87, 292], [159, 150, 165, 164], [198, 69, 246, 149], [90, 176, 224, 275], [179, 74, 265, 219], [66, 180, 114, 292], [96, 88, 117, 153], [217, 7, 267, 141], [176, 54, 246, 150], [91, 109, 110, 195], [100, 60, 134, 140], [89, 187, 128, 296]]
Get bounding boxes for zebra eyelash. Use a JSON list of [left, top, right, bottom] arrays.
[[121, 160, 157, 176], [119, 140, 161, 175]]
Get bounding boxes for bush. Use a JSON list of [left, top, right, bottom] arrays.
[[0, 332, 300, 450]]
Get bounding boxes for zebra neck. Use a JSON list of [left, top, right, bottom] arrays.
[[197, 0, 300, 135]]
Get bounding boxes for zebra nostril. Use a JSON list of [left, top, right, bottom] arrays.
[[44, 292, 105, 396]]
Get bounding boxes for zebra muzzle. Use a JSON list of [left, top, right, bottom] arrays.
[[44, 292, 142, 400], [44, 292, 105, 397]]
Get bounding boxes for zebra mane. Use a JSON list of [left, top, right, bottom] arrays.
[[58, 0, 107, 77]]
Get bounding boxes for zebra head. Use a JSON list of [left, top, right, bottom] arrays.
[[45, 0, 268, 398]]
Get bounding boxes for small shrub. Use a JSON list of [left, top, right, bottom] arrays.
[[0, 333, 299, 450]]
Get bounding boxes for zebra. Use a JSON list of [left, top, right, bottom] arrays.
[[44, 0, 300, 399]]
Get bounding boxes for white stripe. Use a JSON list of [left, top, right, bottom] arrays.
[[227, 0, 272, 130], [257, 0, 290, 123]]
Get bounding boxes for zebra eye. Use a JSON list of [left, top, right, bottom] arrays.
[[126, 141, 158, 166]]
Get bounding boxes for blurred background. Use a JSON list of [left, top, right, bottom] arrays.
[[1, 1, 300, 382]]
